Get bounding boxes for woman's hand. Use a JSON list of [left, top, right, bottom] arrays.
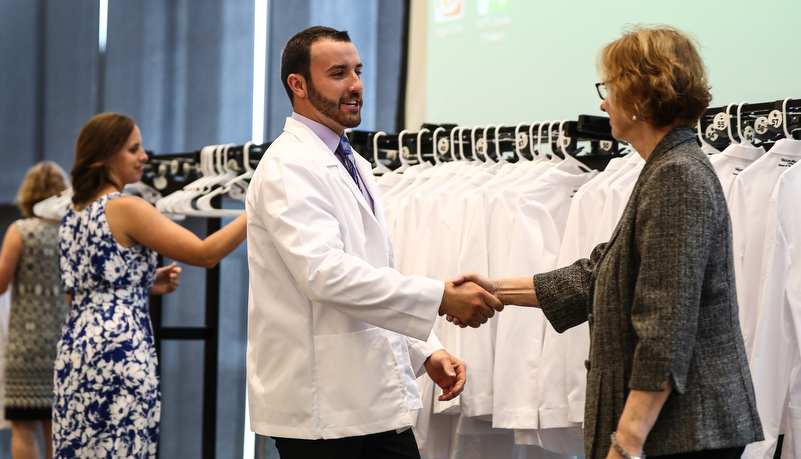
[[452, 272, 498, 296], [149, 262, 181, 295]]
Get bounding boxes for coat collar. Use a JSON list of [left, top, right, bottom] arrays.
[[282, 117, 379, 222], [641, 125, 697, 170]]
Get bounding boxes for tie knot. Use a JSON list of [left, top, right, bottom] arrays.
[[338, 136, 353, 158]]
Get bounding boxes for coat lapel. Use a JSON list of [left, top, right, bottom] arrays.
[[283, 118, 379, 226]]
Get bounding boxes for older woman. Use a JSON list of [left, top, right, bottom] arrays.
[[0, 162, 69, 459], [456, 25, 763, 459]]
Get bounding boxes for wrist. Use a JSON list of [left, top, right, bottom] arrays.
[[610, 431, 645, 459], [495, 277, 538, 307]]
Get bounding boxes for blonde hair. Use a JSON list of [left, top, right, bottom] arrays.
[[599, 24, 712, 128], [15, 161, 69, 217]]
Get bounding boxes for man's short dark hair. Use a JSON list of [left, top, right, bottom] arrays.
[[281, 26, 352, 104]]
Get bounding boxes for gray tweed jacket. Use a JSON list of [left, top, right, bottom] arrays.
[[534, 126, 763, 458]]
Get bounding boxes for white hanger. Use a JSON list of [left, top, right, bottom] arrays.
[[371, 131, 392, 174], [470, 125, 484, 163], [395, 130, 412, 172], [736, 101, 754, 146], [481, 124, 496, 164], [529, 122, 541, 161], [494, 124, 508, 164], [192, 141, 254, 214], [558, 119, 571, 157], [125, 181, 162, 205], [458, 126, 470, 161], [227, 142, 255, 203], [697, 119, 714, 150], [33, 187, 74, 220], [545, 121, 561, 163], [778, 97, 801, 154], [176, 144, 237, 214], [782, 97, 794, 139], [537, 121, 551, 161], [556, 119, 590, 172], [449, 127, 459, 162], [725, 102, 737, 144], [431, 127, 446, 166], [416, 128, 430, 165], [156, 145, 216, 214]]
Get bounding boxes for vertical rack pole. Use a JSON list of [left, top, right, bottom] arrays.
[[203, 215, 221, 459]]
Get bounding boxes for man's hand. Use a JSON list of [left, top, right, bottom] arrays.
[[439, 280, 503, 328], [445, 273, 501, 328], [149, 262, 182, 295], [424, 349, 466, 401]]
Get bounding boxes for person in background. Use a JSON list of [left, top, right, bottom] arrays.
[[454, 25, 763, 459], [246, 26, 502, 459], [0, 162, 69, 459], [54, 113, 247, 459]]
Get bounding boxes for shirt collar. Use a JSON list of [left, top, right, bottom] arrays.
[[291, 112, 340, 153]]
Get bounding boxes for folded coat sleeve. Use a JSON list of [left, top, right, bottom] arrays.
[[536, 242, 604, 333], [252, 152, 445, 341], [407, 333, 445, 378], [628, 160, 714, 394]]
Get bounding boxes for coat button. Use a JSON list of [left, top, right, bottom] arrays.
[[584, 360, 591, 371]]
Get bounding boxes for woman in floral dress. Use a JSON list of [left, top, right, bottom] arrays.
[[55, 113, 247, 459]]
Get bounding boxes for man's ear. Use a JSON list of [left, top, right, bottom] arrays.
[[287, 74, 307, 100]]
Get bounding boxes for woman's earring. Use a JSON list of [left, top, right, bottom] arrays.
[[632, 115, 637, 121]]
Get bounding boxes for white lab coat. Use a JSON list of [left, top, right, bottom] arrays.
[[744, 155, 801, 459], [729, 139, 801, 358], [246, 117, 445, 440], [707, 143, 764, 203]]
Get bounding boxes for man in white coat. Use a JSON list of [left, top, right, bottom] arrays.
[[245, 26, 503, 458]]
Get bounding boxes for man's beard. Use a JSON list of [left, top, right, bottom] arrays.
[[307, 78, 363, 129]]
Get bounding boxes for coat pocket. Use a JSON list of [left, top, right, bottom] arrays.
[[313, 328, 407, 429]]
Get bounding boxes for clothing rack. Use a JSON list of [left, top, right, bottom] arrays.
[[140, 144, 266, 459], [347, 115, 623, 173], [698, 97, 801, 151], [142, 143, 268, 195]]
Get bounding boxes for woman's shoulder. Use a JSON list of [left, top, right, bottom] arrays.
[[104, 193, 154, 216], [12, 217, 49, 234]]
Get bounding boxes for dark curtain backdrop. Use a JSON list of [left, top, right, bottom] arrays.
[[0, 1, 405, 458]]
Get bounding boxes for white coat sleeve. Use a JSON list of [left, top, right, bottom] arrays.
[[406, 332, 445, 378]]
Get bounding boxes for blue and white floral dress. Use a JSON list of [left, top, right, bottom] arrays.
[[54, 193, 160, 459]]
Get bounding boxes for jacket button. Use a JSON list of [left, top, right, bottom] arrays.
[[584, 360, 591, 371]]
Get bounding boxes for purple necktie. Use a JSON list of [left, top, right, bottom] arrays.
[[335, 135, 361, 190]]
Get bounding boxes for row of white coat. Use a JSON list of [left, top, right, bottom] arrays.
[[377, 145, 636, 459]]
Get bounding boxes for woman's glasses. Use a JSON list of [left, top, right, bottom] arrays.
[[595, 82, 607, 100]]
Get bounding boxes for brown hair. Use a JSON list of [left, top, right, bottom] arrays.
[[71, 113, 136, 208], [599, 25, 712, 128], [15, 161, 68, 217], [281, 26, 352, 104]]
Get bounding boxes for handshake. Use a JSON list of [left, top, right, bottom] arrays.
[[438, 272, 503, 328]]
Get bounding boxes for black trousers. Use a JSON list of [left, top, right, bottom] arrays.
[[651, 446, 745, 459], [272, 428, 421, 459]]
